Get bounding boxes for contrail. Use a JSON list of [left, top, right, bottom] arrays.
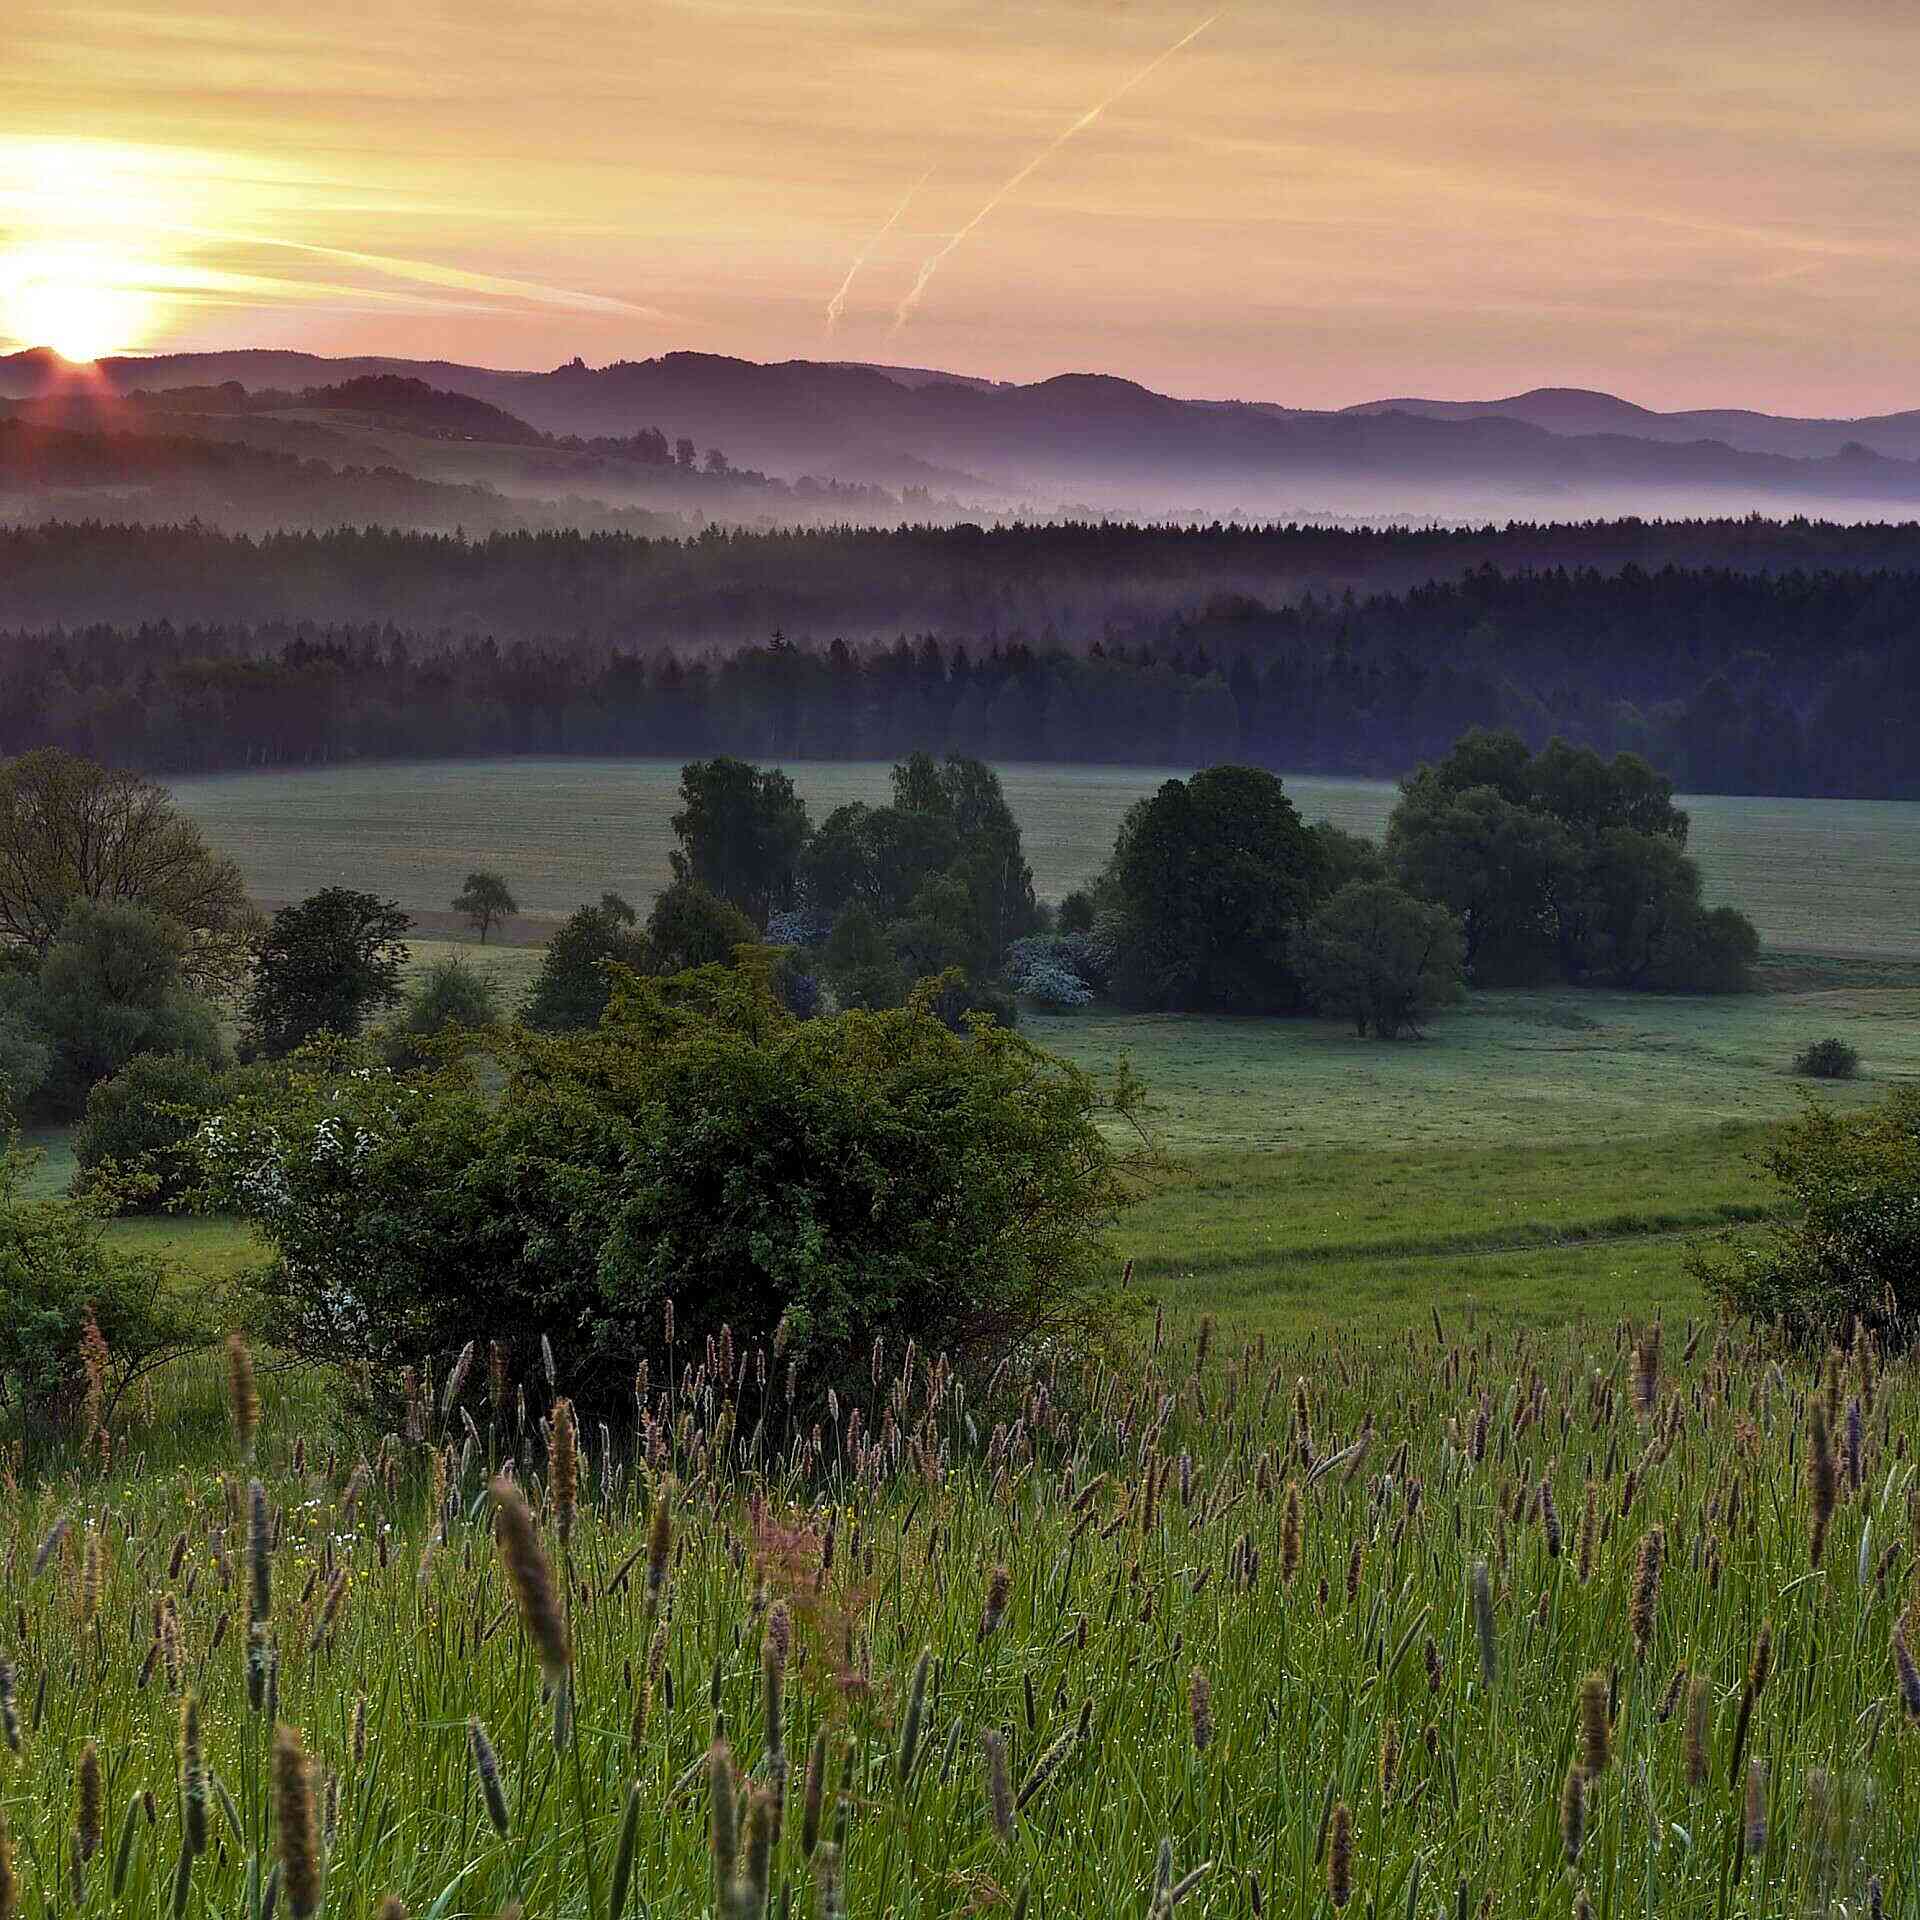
[[826, 169, 933, 334], [166, 224, 674, 322], [891, 10, 1219, 335]]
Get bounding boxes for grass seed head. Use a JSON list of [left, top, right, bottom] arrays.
[[710, 1742, 739, 1894], [490, 1475, 570, 1682], [1808, 1398, 1839, 1569], [271, 1724, 323, 1920], [75, 1741, 103, 1863], [247, 1480, 272, 1628], [1893, 1621, 1920, 1718], [226, 1335, 259, 1460], [1327, 1802, 1353, 1909], [1579, 1672, 1610, 1778], [548, 1398, 579, 1551], [896, 1646, 931, 1786], [180, 1695, 208, 1855], [982, 1729, 1014, 1844], [468, 1718, 510, 1838], [1560, 1763, 1586, 1863], [1471, 1560, 1497, 1688], [1629, 1527, 1664, 1659], [1188, 1666, 1213, 1753]]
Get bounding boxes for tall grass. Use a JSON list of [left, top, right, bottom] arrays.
[[2, 1313, 1916, 1917]]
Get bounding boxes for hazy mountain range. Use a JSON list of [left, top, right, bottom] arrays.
[[6, 344, 1920, 524]]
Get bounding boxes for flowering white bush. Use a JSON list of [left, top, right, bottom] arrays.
[[1006, 934, 1106, 1010]]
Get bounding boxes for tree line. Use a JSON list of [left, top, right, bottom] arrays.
[[4, 556, 1918, 794], [9, 514, 1920, 642]]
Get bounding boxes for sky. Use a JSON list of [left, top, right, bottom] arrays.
[[5, 0, 1918, 414]]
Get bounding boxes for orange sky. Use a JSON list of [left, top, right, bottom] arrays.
[[6, 0, 1917, 413]]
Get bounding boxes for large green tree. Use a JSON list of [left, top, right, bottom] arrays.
[[669, 757, 811, 927], [1385, 782, 1572, 982], [1099, 765, 1329, 1012], [0, 749, 251, 992], [243, 889, 411, 1057], [520, 893, 651, 1031], [1387, 730, 1756, 991], [27, 901, 225, 1115], [1300, 881, 1465, 1038]]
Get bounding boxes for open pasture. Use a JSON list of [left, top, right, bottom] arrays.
[[169, 759, 1920, 959], [1034, 982, 1918, 1335], [1034, 983, 1920, 1157]]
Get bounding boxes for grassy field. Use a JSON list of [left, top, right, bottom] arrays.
[[170, 758, 1920, 960], [26, 756, 1905, 1346], [5, 1309, 1914, 1919], [1035, 983, 1920, 1156], [1029, 979, 1919, 1336]]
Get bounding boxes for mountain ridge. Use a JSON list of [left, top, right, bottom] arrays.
[[6, 346, 1920, 516]]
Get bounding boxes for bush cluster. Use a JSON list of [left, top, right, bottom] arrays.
[[202, 965, 1141, 1416]]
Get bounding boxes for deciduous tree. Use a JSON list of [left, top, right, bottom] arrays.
[[1300, 882, 1465, 1038], [0, 749, 251, 992], [669, 758, 811, 927], [452, 871, 517, 942], [243, 889, 411, 1058]]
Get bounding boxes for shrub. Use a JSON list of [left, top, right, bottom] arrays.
[[74, 1051, 236, 1209], [380, 958, 506, 1069], [1794, 1036, 1860, 1080], [0, 1132, 208, 1450], [1006, 934, 1106, 1010], [202, 965, 1140, 1416], [1691, 1087, 1920, 1344]]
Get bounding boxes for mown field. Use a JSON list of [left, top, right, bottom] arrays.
[[169, 758, 1920, 959]]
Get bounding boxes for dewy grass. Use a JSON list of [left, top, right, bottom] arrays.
[[3, 1313, 1920, 1915]]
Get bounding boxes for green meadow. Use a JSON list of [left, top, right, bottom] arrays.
[[168, 758, 1920, 958], [74, 757, 1909, 1343]]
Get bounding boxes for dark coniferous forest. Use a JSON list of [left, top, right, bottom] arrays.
[[2, 517, 1916, 794]]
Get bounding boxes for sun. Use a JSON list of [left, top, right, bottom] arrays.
[[0, 142, 180, 361], [1, 247, 156, 362]]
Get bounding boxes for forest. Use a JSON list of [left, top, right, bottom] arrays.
[[9, 515, 1920, 641], [2, 540, 1915, 794]]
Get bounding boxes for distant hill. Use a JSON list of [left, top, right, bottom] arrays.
[[7, 347, 1920, 518], [257, 373, 551, 445], [1342, 386, 1920, 462], [0, 416, 679, 536]]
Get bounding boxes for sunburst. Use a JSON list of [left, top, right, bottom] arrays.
[[0, 141, 178, 361]]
